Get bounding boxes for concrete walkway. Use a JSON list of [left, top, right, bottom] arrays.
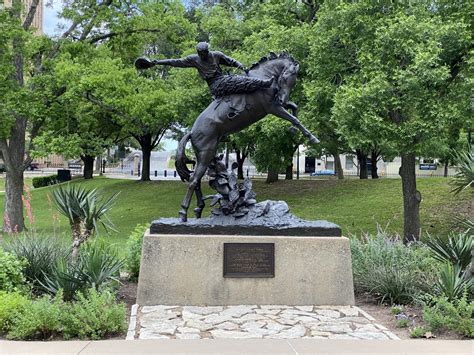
[[1, 339, 472, 354]]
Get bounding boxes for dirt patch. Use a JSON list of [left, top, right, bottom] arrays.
[[355, 294, 465, 340], [118, 280, 137, 319]]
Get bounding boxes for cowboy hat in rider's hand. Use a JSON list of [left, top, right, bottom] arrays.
[[134, 57, 155, 70]]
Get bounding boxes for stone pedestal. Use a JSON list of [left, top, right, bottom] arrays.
[[137, 231, 355, 306]]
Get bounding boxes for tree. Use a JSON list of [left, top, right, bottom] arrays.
[[314, 1, 472, 242], [1, 0, 174, 231]]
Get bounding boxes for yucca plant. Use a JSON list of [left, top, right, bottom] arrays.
[[426, 233, 473, 271], [436, 263, 473, 301], [52, 184, 119, 261], [451, 146, 474, 195], [5, 234, 70, 293], [39, 259, 85, 301], [78, 241, 124, 292], [39, 242, 124, 301]]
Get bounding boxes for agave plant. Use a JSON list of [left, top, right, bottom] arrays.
[[451, 146, 474, 195], [426, 233, 473, 271], [52, 184, 119, 261], [435, 263, 473, 301], [5, 234, 71, 293], [39, 241, 124, 301]]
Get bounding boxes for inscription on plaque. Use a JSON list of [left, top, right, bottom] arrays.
[[223, 243, 275, 278]]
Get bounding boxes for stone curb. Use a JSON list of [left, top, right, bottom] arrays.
[[125, 304, 139, 340]]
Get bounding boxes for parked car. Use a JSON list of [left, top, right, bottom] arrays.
[[310, 169, 336, 176]]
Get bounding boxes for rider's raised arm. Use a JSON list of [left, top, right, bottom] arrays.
[[154, 55, 196, 68], [215, 51, 245, 70]]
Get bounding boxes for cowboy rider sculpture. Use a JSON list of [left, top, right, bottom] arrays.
[[135, 42, 274, 99]]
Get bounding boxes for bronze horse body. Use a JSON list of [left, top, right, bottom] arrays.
[[175, 53, 319, 222]]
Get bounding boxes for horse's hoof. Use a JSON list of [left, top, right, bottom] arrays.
[[309, 136, 320, 145], [194, 208, 203, 219], [179, 210, 188, 222]]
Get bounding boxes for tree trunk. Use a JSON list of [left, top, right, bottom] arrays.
[[444, 161, 449, 177], [81, 155, 95, 179], [285, 164, 293, 180], [141, 142, 152, 182], [235, 149, 247, 180], [356, 150, 368, 179], [1, 117, 27, 233], [370, 151, 379, 179], [332, 151, 344, 180], [266, 168, 279, 183], [399, 153, 421, 243], [3, 170, 25, 233]]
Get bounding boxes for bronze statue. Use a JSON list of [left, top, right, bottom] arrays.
[[136, 48, 319, 222], [135, 42, 274, 98]]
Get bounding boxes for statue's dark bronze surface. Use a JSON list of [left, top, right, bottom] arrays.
[[223, 243, 275, 278], [150, 200, 341, 236], [136, 46, 319, 222]]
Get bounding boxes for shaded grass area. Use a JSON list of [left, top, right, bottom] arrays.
[[0, 177, 471, 252]]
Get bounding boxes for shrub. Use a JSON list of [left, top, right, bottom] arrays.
[[426, 233, 473, 271], [7, 292, 63, 340], [435, 263, 473, 301], [125, 224, 148, 281], [32, 175, 58, 188], [0, 248, 27, 293], [423, 292, 474, 338], [62, 288, 126, 340], [0, 292, 30, 333], [350, 231, 438, 305], [396, 317, 410, 328], [5, 235, 70, 293], [410, 326, 427, 338], [391, 305, 403, 315], [39, 241, 124, 301]]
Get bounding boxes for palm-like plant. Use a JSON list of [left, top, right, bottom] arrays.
[[436, 263, 473, 301], [451, 146, 474, 195], [426, 233, 473, 271], [39, 243, 124, 301], [52, 184, 119, 261]]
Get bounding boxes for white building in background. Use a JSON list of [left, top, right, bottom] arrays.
[[293, 146, 458, 178], [3, 0, 43, 35]]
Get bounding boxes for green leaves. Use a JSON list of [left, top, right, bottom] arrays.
[[451, 148, 474, 195], [52, 184, 119, 234]]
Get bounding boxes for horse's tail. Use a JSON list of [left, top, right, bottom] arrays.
[[175, 132, 195, 182]]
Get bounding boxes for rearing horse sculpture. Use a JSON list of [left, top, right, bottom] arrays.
[[175, 52, 319, 222]]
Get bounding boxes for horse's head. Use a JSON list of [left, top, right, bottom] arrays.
[[248, 52, 300, 106], [276, 62, 299, 106]]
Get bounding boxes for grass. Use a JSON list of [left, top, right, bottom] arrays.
[[0, 176, 471, 253]]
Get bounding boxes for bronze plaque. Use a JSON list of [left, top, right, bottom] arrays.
[[223, 243, 275, 278]]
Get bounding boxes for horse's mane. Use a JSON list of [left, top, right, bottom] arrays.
[[249, 52, 298, 71]]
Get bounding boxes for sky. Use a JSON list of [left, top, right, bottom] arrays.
[[42, 1, 179, 152]]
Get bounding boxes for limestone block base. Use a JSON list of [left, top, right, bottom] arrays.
[[137, 232, 355, 306]]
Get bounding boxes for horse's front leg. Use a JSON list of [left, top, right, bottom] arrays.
[[286, 101, 298, 116], [271, 105, 320, 145]]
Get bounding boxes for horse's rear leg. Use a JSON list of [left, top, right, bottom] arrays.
[[179, 150, 214, 222], [194, 181, 205, 218]]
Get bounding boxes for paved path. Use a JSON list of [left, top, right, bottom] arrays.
[[129, 305, 399, 341], [1, 339, 472, 354]]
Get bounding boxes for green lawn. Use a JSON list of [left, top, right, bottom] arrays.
[[0, 176, 471, 252]]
